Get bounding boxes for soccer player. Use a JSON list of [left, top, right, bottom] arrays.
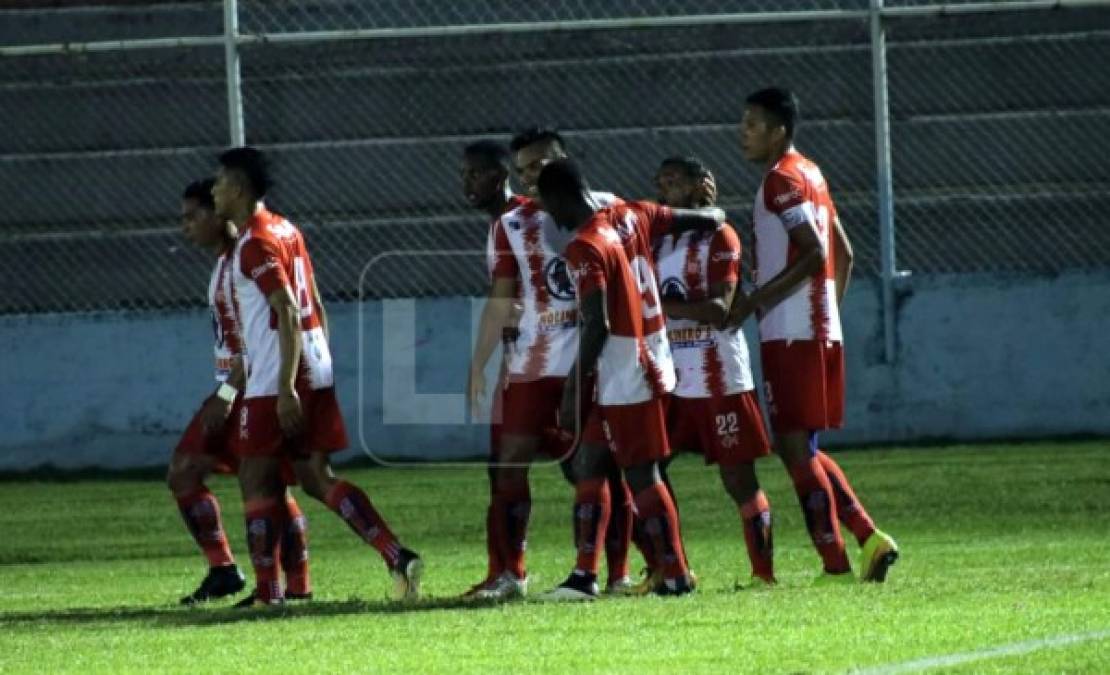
[[212, 147, 422, 606], [460, 139, 527, 596], [652, 157, 776, 588], [171, 178, 311, 605], [464, 129, 634, 599], [537, 159, 725, 599], [727, 87, 899, 582]]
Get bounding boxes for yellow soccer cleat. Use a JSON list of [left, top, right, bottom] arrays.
[[860, 530, 900, 583], [629, 568, 662, 596]]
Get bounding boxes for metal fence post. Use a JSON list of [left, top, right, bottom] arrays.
[[223, 0, 245, 146], [870, 0, 897, 363]]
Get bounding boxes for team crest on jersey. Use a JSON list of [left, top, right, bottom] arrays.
[[544, 257, 576, 301], [660, 277, 688, 302]]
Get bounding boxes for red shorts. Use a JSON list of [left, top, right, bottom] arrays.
[[666, 391, 771, 466], [498, 376, 568, 459], [174, 395, 242, 474], [760, 339, 845, 433], [582, 397, 670, 469], [233, 386, 349, 459]]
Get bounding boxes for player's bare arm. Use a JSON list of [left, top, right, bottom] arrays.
[[663, 279, 736, 326], [832, 214, 854, 307], [558, 288, 609, 431], [311, 277, 329, 341], [668, 207, 727, 234], [726, 221, 825, 327], [267, 285, 305, 436], [468, 276, 517, 417]]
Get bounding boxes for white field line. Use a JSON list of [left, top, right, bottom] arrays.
[[851, 629, 1110, 674]]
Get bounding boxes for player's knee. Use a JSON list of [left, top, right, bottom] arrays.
[[499, 435, 538, 465], [775, 432, 813, 466], [623, 463, 659, 493], [719, 462, 759, 503], [167, 457, 202, 496], [495, 466, 529, 494], [570, 444, 608, 482]]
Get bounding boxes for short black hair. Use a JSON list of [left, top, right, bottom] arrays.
[[464, 140, 510, 171], [510, 127, 567, 154], [536, 158, 588, 200], [659, 155, 711, 179], [218, 146, 272, 198], [182, 177, 216, 210], [745, 87, 799, 140]]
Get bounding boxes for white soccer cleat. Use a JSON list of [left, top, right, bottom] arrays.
[[473, 571, 528, 601]]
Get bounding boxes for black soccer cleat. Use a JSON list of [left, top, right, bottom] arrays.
[[179, 564, 246, 605], [653, 574, 696, 597], [232, 590, 285, 608]]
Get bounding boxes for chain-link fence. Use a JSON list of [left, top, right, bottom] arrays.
[[1, 0, 1109, 315]]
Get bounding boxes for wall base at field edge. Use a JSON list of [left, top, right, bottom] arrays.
[[1, 272, 1108, 471]]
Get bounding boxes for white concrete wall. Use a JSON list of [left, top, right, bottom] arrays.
[[2, 272, 1108, 470]]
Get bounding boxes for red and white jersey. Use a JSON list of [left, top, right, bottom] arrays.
[[485, 195, 530, 282], [654, 226, 755, 399], [490, 191, 617, 380], [753, 149, 843, 343], [566, 200, 676, 406], [208, 249, 241, 383], [230, 204, 334, 398]]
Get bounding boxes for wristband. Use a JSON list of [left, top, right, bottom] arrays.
[[216, 382, 239, 403]]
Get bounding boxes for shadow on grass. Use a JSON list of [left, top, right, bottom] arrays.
[[0, 596, 508, 628]]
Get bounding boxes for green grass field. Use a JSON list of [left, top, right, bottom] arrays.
[[1, 441, 1107, 673]]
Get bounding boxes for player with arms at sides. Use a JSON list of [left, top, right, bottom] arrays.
[[537, 159, 725, 599], [726, 87, 898, 582], [212, 147, 422, 606], [171, 178, 311, 605], [465, 129, 635, 599], [459, 139, 526, 597], [651, 157, 776, 589]]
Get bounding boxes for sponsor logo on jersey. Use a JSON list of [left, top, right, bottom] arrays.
[[537, 308, 577, 332], [712, 251, 740, 262], [667, 325, 715, 349], [544, 257, 576, 301], [250, 260, 279, 280], [266, 220, 297, 238]]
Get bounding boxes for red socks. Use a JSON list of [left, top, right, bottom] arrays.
[[573, 477, 612, 576], [324, 480, 401, 568], [281, 494, 311, 596], [739, 490, 775, 582], [787, 457, 850, 574], [633, 482, 689, 582], [244, 497, 285, 602], [175, 487, 234, 568], [817, 451, 876, 547], [495, 470, 532, 579], [605, 474, 633, 582]]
